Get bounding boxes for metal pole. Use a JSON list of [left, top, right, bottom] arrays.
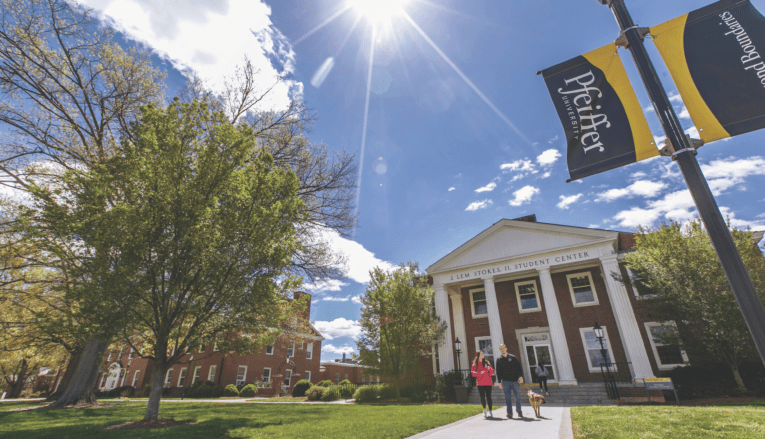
[[598, 0, 765, 366]]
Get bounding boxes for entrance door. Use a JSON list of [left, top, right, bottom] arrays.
[[522, 333, 556, 383], [105, 364, 121, 390]]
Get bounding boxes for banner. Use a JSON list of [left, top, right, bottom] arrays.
[[652, 0, 765, 143], [541, 44, 657, 182]]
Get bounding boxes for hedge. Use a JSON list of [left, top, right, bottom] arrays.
[[292, 380, 313, 397], [223, 384, 239, 397], [239, 384, 257, 398]]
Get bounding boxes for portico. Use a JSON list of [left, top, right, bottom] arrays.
[[427, 216, 657, 385]]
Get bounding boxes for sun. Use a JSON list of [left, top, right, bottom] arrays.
[[347, 0, 409, 25]]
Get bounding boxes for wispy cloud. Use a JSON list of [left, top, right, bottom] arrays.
[[509, 186, 539, 206], [595, 180, 668, 203], [475, 182, 497, 193], [536, 149, 561, 166], [322, 295, 350, 302], [322, 344, 356, 354], [557, 194, 583, 209], [466, 199, 493, 211], [448, 187, 456, 191], [351, 295, 363, 304], [313, 318, 361, 340], [500, 159, 535, 172]]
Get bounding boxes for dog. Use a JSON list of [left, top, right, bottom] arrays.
[[526, 387, 546, 418]]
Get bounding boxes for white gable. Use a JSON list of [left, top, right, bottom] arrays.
[[427, 220, 618, 274]]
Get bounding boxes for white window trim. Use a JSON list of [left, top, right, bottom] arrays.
[[515, 280, 542, 313], [304, 370, 311, 382], [128, 348, 136, 359], [644, 321, 689, 370], [266, 344, 274, 355], [334, 373, 339, 384], [627, 268, 659, 300], [284, 369, 292, 387], [132, 371, 140, 387], [120, 371, 127, 387], [262, 367, 271, 383], [107, 351, 113, 362], [288, 342, 295, 358], [165, 369, 173, 387], [579, 326, 617, 373], [567, 272, 599, 307], [208, 365, 217, 382], [469, 287, 488, 318], [306, 343, 313, 360], [474, 336, 494, 365], [99, 373, 107, 389], [236, 365, 248, 386], [192, 366, 202, 384], [177, 368, 188, 387], [213, 340, 219, 352]]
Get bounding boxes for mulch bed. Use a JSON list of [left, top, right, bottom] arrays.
[[99, 418, 197, 430]]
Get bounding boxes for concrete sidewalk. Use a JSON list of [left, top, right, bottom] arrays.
[[407, 406, 574, 439]]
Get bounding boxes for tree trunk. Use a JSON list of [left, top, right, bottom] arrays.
[[47, 337, 109, 408], [731, 364, 748, 392], [144, 365, 166, 421], [9, 359, 28, 398], [46, 347, 83, 401]]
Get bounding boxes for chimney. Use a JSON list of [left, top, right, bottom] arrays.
[[342, 353, 346, 362]]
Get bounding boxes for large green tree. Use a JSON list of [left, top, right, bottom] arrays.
[[625, 220, 765, 390], [23, 99, 308, 420], [356, 262, 447, 396]]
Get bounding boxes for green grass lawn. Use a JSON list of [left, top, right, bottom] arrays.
[[572, 404, 765, 439], [0, 401, 482, 439]]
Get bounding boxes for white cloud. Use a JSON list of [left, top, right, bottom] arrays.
[[548, 135, 559, 144], [540, 171, 552, 179], [631, 171, 647, 179], [595, 180, 667, 202], [80, 0, 299, 111], [313, 318, 361, 340], [322, 295, 350, 302], [320, 229, 395, 284], [509, 186, 539, 206], [322, 344, 356, 354], [500, 159, 535, 172], [557, 193, 583, 210], [536, 149, 561, 166], [351, 295, 363, 304], [448, 187, 456, 191], [613, 206, 663, 228], [475, 182, 497, 193], [303, 279, 348, 293], [466, 199, 493, 211], [678, 107, 690, 119]]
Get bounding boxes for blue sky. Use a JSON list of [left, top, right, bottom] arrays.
[[73, 0, 765, 359]]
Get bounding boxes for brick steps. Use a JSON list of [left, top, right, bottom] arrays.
[[465, 384, 616, 407]]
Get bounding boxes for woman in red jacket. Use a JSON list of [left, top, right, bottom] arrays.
[[471, 351, 496, 418]]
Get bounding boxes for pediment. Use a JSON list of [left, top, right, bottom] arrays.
[[427, 219, 618, 274]]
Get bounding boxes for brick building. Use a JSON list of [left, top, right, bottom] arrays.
[[94, 292, 324, 396], [425, 215, 763, 386]]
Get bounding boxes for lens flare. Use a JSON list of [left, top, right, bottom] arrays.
[[348, 0, 409, 24]]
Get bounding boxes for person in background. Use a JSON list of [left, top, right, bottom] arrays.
[[471, 351, 495, 418], [535, 363, 549, 395], [496, 343, 525, 419]]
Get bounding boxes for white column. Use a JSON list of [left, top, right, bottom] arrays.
[[537, 268, 577, 385], [600, 256, 655, 382], [434, 283, 455, 372], [449, 289, 469, 371], [483, 277, 505, 363]]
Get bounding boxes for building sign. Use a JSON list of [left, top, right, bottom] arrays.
[[448, 250, 594, 281], [643, 377, 679, 404], [651, 0, 765, 143], [540, 43, 657, 182]]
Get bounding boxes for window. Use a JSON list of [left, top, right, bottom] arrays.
[[334, 373, 339, 385], [434, 344, 440, 374], [266, 344, 274, 355], [306, 343, 313, 360], [164, 369, 173, 387], [262, 368, 271, 383], [288, 342, 295, 358], [236, 366, 247, 386], [107, 351, 113, 361], [377, 376, 380, 383], [213, 340, 219, 351], [128, 348, 136, 360], [120, 370, 127, 387], [580, 327, 616, 373], [304, 371, 311, 382], [99, 374, 107, 389], [515, 280, 541, 312], [567, 273, 599, 306], [192, 366, 202, 384], [475, 336, 494, 367], [645, 322, 688, 369], [627, 268, 656, 299], [178, 368, 187, 387], [284, 370, 292, 387], [470, 288, 488, 318], [344, 374, 348, 381], [132, 371, 140, 387], [362, 376, 365, 384], [185, 346, 192, 354], [208, 365, 217, 382]]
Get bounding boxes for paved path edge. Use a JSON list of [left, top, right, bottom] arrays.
[[405, 411, 484, 439], [559, 407, 574, 439]]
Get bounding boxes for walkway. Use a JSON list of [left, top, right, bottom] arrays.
[[407, 406, 574, 439]]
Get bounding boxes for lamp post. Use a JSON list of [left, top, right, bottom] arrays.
[[593, 322, 608, 368], [454, 337, 462, 372]]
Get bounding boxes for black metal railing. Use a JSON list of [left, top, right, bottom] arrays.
[[454, 369, 474, 388], [600, 362, 634, 399]]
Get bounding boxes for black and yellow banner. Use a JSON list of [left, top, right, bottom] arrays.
[[652, 0, 765, 143], [541, 44, 657, 182]]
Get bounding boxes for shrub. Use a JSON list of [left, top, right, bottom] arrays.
[[292, 380, 313, 397], [320, 385, 341, 402], [161, 386, 174, 397], [239, 384, 257, 398], [120, 386, 135, 397], [353, 385, 380, 403], [435, 370, 462, 402], [141, 384, 152, 397], [210, 385, 225, 398], [379, 384, 398, 401], [305, 386, 325, 401], [190, 381, 204, 391], [48, 390, 62, 401], [223, 384, 239, 397], [316, 380, 333, 387], [204, 380, 216, 387], [339, 384, 354, 399], [339, 379, 352, 385], [189, 385, 213, 398]]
